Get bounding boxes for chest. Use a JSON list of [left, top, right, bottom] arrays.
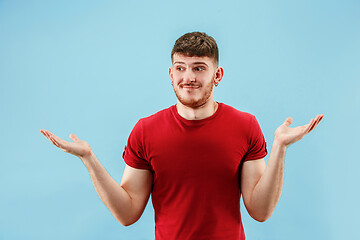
[[144, 123, 249, 187]]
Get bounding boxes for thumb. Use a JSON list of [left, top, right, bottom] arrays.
[[283, 117, 293, 127], [69, 133, 79, 142]]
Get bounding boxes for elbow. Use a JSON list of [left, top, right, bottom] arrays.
[[245, 201, 276, 222], [116, 214, 140, 227], [253, 214, 271, 222], [116, 216, 129, 226], [249, 209, 274, 222], [121, 221, 134, 227], [118, 218, 135, 227], [110, 204, 140, 226]]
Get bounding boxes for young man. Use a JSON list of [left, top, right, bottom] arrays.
[[41, 32, 324, 240]]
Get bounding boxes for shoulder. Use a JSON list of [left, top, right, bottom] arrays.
[[138, 105, 174, 127], [130, 106, 173, 135], [220, 103, 264, 140], [220, 103, 255, 122]]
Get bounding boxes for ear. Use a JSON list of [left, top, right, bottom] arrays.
[[169, 67, 173, 83], [214, 66, 224, 85]]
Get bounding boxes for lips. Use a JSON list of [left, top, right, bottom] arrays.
[[180, 84, 201, 89]]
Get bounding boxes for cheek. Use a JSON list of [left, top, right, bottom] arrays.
[[172, 73, 182, 83]]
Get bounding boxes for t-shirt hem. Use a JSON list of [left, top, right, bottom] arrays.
[[124, 157, 153, 170], [242, 151, 268, 162]]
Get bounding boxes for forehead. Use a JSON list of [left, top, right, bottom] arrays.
[[172, 53, 215, 66]]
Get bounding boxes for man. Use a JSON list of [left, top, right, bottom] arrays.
[[41, 32, 324, 239]]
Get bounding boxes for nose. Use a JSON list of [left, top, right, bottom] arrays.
[[183, 68, 196, 83]]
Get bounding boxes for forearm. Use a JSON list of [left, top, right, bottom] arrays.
[[249, 140, 287, 221], [80, 152, 134, 226]]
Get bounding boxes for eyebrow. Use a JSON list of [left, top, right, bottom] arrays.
[[173, 61, 209, 66]]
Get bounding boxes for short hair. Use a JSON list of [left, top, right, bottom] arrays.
[[171, 32, 219, 66]]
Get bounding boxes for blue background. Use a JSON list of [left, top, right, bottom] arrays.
[[1, 0, 359, 239]]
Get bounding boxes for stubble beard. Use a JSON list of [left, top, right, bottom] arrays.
[[173, 80, 214, 109]]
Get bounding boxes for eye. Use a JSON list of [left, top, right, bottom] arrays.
[[195, 66, 205, 71], [176, 67, 184, 71]]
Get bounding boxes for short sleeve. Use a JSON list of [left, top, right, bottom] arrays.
[[122, 120, 152, 170], [243, 115, 268, 161]]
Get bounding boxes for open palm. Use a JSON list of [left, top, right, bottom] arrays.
[[274, 114, 324, 147], [40, 129, 92, 158]]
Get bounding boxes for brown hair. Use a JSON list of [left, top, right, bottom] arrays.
[[171, 32, 219, 65]]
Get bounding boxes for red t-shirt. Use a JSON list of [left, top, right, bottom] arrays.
[[122, 103, 267, 240]]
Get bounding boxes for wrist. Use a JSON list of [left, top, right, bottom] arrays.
[[273, 138, 288, 150], [80, 151, 97, 167]]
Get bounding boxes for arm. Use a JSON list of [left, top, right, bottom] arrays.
[[240, 114, 324, 222], [40, 130, 153, 226], [82, 154, 153, 226], [240, 143, 285, 222]]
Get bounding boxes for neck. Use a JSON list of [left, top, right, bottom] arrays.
[[176, 100, 218, 120]]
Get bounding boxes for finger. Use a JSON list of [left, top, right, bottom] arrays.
[[305, 119, 315, 133], [42, 130, 52, 141], [43, 130, 54, 140], [308, 115, 323, 133], [318, 114, 324, 122], [49, 135, 61, 147], [50, 134, 67, 148], [40, 129, 49, 137], [310, 114, 324, 132], [308, 120, 317, 132], [46, 131, 69, 149], [41, 130, 47, 139], [283, 117, 293, 127], [44, 131, 59, 146], [69, 134, 79, 142], [41, 130, 65, 149], [43, 130, 58, 146]]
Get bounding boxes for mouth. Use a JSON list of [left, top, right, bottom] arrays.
[[181, 84, 201, 89]]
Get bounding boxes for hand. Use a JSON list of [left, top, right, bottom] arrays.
[[40, 129, 93, 158], [274, 114, 324, 147]]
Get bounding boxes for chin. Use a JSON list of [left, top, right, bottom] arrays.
[[174, 85, 213, 108], [178, 97, 209, 108]]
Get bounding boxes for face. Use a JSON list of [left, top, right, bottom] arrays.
[[169, 53, 223, 108]]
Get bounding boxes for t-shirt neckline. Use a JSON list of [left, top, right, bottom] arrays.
[[171, 102, 223, 126]]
